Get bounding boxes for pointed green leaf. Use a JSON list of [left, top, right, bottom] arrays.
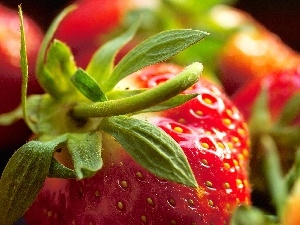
[[71, 68, 108, 102], [261, 135, 288, 218], [48, 157, 76, 179], [67, 132, 103, 179], [19, 5, 32, 130], [36, 4, 77, 94], [99, 115, 198, 188], [86, 20, 140, 85], [285, 148, 300, 191], [0, 136, 67, 225], [104, 29, 209, 92], [43, 40, 78, 99]]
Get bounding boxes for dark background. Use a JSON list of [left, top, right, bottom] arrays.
[[0, 0, 300, 52]]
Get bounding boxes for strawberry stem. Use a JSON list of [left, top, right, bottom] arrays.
[[71, 62, 203, 118]]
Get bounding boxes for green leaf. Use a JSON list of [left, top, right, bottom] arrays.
[[285, 148, 300, 191], [99, 115, 198, 188], [72, 62, 203, 118], [43, 40, 78, 99], [104, 29, 208, 92], [0, 136, 67, 225], [35, 4, 77, 95], [48, 157, 76, 179], [71, 68, 108, 102], [67, 132, 103, 179], [18, 5, 31, 130], [260, 135, 288, 219], [230, 205, 278, 225], [86, 19, 140, 86], [137, 93, 198, 113]]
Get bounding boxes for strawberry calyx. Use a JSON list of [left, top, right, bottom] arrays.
[[0, 5, 208, 224]]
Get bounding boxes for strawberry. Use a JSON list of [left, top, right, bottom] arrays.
[[232, 67, 300, 212], [23, 63, 251, 224], [53, 0, 137, 68], [217, 7, 300, 95], [0, 6, 250, 225], [0, 3, 44, 152]]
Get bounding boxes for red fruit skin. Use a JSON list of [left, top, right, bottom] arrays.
[[25, 64, 251, 224], [54, 0, 135, 68], [0, 4, 44, 151]]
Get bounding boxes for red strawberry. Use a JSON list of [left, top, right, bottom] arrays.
[[0, 6, 250, 225], [24, 63, 251, 224], [218, 12, 300, 95], [232, 67, 300, 211], [54, 0, 137, 68], [0, 3, 44, 152]]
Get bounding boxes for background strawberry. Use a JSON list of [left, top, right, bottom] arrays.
[[24, 63, 251, 224], [218, 14, 300, 95], [232, 67, 300, 213], [0, 3, 44, 167]]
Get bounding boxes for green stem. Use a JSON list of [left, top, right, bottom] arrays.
[[72, 62, 203, 118]]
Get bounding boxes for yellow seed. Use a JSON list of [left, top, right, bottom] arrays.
[[222, 118, 232, 126], [224, 163, 231, 170], [232, 136, 239, 143], [205, 181, 213, 188], [201, 159, 208, 166], [238, 153, 244, 161], [195, 110, 203, 116], [227, 142, 234, 149], [226, 109, 233, 116], [201, 142, 209, 149], [95, 190, 100, 197], [178, 118, 186, 124], [242, 149, 249, 157], [170, 220, 177, 225], [147, 197, 154, 205], [188, 199, 194, 206], [168, 198, 176, 206], [237, 128, 245, 136], [136, 172, 143, 178], [120, 180, 128, 188], [173, 126, 183, 133], [208, 199, 214, 207], [117, 201, 124, 210], [203, 97, 213, 105], [217, 142, 225, 149], [223, 182, 230, 189], [236, 179, 243, 188], [233, 159, 239, 167], [141, 215, 147, 223]]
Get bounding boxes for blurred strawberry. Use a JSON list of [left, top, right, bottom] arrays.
[[0, 3, 44, 152], [217, 7, 300, 95]]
